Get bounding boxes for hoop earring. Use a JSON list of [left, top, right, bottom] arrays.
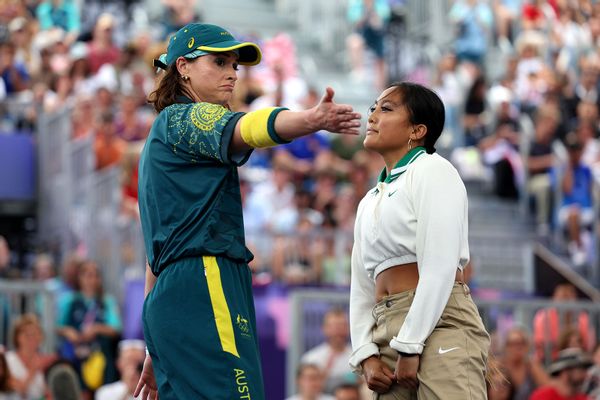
[[408, 137, 413, 151]]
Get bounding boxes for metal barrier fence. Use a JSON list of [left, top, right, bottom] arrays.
[[248, 218, 533, 293], [248, 229, 354, 285], [287, 288, 600, 397], [0, 280, 56, 353], [88, 167, 126, 301], [37, 109, 146, 299], [38, 109, 76, 260]]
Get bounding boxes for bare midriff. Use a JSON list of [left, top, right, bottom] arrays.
[[375, 262, 419, 302], [375, 263, 464, 302]]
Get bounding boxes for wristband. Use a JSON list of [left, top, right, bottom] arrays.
[[398, 351, 418, 357]]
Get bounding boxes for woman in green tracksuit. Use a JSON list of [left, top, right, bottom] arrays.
[[134, 22, 361, 400]]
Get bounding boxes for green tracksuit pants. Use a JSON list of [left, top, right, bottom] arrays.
[[143, 256, 264, 400]]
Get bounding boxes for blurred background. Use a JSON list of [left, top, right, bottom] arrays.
[[2, 0, 600, 399]]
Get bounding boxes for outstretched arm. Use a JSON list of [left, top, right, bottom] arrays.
[[230, 87, 361, 153]]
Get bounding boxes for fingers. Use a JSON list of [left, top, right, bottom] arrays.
[[320, 87, 335, 103], [336, 129, 361, 136], [142, 387, 159, 400], [337, 112, 362, 121], [339, 128, 360, 135], [396, 375, 419, 391], [335, 129, 360, 136], [395, 355, 420, 390], [335, 107, 362, 120], [331, 108, 362, 135], [366, 361, 395, 393], [134, 379, 144, 397], [339, 119, 362, 128], [383, 366, 396, 381], [136, 378, 160, 400], [395, 368, 419, 390], [335, 104, 354, 114], [332, 117, 362, 135], [366, 372, 394, 393]]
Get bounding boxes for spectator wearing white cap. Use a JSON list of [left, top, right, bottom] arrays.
[[95, 339, 146, 400]]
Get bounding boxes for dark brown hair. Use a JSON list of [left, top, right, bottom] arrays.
[[76, 260, 104, 300], [148, 63, 194, 113]]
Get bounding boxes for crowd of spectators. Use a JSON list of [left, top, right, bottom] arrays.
[[0, 0, 379, 397], [0, 0, 600, 398], [287, 281, 600, 399], [437, 0, 600, 275]]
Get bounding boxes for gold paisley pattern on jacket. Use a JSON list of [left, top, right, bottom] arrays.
[[190, 103, 228, 131], [166, 102, 235, 163]]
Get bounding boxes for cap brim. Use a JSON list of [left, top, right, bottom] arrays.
[[153, 53, 169, 70], [549, 359, 593, 376], [183, 50, 210, 60], [197, 41, 262, 66]]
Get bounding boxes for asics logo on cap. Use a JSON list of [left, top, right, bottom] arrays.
[[188, 38, 195, 48]]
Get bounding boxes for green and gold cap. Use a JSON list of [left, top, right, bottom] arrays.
[[154, 23, 262, 70]]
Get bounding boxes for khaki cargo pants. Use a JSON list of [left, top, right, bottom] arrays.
[[371, 282, 490, 400]]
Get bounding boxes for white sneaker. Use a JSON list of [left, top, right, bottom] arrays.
[[571, 246, 588, 267], [568, 241, 578, 256]]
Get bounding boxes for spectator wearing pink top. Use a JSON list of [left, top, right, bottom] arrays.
[[86, 13, 120, 74]]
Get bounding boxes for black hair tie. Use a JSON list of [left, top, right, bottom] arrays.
[[153, 59, 168, 70]]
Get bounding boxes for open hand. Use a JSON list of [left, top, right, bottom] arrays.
[[309, 87, 362, 135]]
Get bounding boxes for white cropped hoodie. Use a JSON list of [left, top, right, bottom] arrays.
[[349, 148, 470, 371]]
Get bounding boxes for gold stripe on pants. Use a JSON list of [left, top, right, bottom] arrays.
[[203, 256, 240, 358]]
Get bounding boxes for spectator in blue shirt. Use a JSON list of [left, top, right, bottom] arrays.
[[56, 260, 121, 395], [553, 132, 594, 267], [36, 0, 80, 43], [449, 0, 493, 65], [0, 41, 29, 94]]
